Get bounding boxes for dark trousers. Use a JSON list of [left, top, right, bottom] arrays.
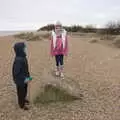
[[16, 84, 28, 108], [55, 55, 64, 66]]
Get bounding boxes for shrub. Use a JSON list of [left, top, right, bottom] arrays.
[[89, 39, 98, 43], [40, 32, 50, 39], [14, 32, 43, 41], [34, 84, 80, 104], [113, 37, 120, 48]]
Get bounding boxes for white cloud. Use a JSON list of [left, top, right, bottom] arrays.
[[0, 0, 120, 30], [95, 13, 107, 19], [112, 6, 120, 10]]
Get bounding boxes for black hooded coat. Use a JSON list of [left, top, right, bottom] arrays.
[[12, 42, 30, 86]]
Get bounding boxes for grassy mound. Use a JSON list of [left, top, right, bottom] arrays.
[[38, 32, 50, 39], [14, 31, 50, 41], [34, 84, 81, 104], [14, 32, 42, 41], [14, 32, 33, 39], [89, 39, 98, 43], [113, 38, 120, 48]]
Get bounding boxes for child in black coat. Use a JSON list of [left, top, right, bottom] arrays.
[[12, 42, 32, 110]]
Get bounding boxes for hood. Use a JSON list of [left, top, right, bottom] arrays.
[[14, 42, 26, 57]]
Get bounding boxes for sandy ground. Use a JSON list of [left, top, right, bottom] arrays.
[[0, 35, 120, 120]]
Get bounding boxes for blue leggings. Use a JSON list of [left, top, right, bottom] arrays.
[[55, 55, 64, 66]]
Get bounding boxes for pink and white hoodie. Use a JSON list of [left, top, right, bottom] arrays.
[[50, 29, 68, 56]]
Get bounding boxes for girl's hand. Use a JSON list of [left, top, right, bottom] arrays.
[[65, 53, 68, 57]]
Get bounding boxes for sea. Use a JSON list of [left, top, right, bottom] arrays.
[[0, 30, 35, 36]]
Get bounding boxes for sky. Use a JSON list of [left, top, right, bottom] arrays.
[[0, 0, 120, 30]]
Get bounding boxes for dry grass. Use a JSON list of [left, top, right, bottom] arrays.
[[89, 38, 99, 43], [37, 31, 50, 39], [14, 31, 50, 41], [14, 32, 33, 39], [113, 37, 120, 48], [99, 35, 116, 41], [34, 84, 80, 104]]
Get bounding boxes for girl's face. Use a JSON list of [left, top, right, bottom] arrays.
[[55, 25, 62, 35]]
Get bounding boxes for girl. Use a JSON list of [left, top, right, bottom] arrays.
[[50, 21, 68, 78]]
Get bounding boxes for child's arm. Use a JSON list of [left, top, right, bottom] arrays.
[[24, 58, 30, 78], [24, 58, 33, 83], [12, 58, 24, 83], [64, 33, 68, 56], [50, 32, 54, 57]]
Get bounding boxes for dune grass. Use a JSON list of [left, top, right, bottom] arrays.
[[34, 84, 81, 105], [14, 31, 50, 41]]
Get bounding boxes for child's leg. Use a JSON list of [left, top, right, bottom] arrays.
[[55, 55, 60, 76], [24, 84, 27, 98], [59, 55, 64, 77], [16, 85, 26, 108], [24, 84, 29, 103], [60, 55, 64, 66], [55, 55, 59, 67]]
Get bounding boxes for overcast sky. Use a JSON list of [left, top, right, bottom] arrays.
[[0, 0, 120, 30]]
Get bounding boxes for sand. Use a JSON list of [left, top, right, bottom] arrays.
[[0, 34, 120, 120]]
